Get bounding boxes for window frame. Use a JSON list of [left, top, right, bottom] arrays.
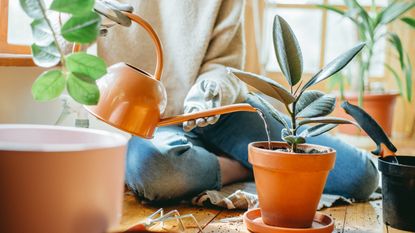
[[0, 0, 34, 66]]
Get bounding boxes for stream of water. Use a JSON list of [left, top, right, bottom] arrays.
[[256, 109, 272, 150]]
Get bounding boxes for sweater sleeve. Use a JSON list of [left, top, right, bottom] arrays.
[[184, 0, 248, 108]]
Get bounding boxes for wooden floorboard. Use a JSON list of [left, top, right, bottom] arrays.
[[343, 200, 383, 233], [203, 209, 247, 233], [320, 206, 347, 233]]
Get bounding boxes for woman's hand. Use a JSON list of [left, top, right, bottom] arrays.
[[183, 80, 221, 132]]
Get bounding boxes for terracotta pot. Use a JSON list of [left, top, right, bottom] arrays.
[[0, 125, 127, 233], [335, 92, 398, 136], [248, 142, 336, 228]]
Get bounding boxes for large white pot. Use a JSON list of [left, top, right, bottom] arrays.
[[0, 124, 127, 233]]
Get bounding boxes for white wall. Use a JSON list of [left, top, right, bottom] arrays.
[[0, 66, 128, 137]]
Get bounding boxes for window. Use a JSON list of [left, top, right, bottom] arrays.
[[262, 0, 388, 78], [0, 0, 34, 66]]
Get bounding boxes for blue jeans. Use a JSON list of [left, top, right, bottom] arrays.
[[125, 94, 379, 201]]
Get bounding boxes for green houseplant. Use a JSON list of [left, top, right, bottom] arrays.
[[19, 0, 107, 105], [230, 15, 364, 229], [318, 0, 415, 136]]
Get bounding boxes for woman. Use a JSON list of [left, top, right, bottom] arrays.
[[98, 0, 378, 202]]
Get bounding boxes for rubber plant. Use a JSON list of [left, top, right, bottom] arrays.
[[317, 0, 415, 105], [19, 0, 106, 105], [230, 15, 364, 153]]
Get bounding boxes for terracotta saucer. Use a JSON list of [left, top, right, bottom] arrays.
[[243, 209, 334, 233]]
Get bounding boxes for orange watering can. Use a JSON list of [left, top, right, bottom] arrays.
[[85, 11, 257, 138]]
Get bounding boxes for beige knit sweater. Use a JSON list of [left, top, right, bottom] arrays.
[[98, 0, 248, 117]]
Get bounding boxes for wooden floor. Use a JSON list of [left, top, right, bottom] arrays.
[[112, 139, 415, 233]]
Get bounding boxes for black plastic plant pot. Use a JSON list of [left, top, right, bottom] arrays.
[[378, 156, 415, 231]]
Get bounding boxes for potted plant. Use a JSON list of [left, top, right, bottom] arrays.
[[230, 15, 364, 229], [342, 101, 415, 232], [318, 0, 415, 136]]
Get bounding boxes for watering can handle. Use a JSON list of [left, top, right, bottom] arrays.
[[72, 12, 164, 81], [123, 12, 164, 81]]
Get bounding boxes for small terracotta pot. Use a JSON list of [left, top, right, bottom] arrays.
[[248, 142, 336, 228], [335, 92, 398, 136]]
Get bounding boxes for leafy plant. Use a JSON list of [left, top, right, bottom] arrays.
[[19, 0, 106, 105], [229, 15, 364, 153], [317, 0, 415, 105]]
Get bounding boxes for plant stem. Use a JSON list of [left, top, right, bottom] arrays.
[[36, 0, 66, 68], [290, 102, 297, 153]]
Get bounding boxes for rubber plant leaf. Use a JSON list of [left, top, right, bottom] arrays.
[[298, 117, 359, 128], [299, 123, 337, 138], [253, 93, 290, 129], [61, 11, 101, 44], [31, 42, 61, 68], [19, 0, 43, 19], [341, 101, 397, 156], [229, 68, 295, 105], [377, 1, 415, 25], [66, 52, 107, 80], [50, 0, 95, 15], [31, 18, 53, 46], [283, 135, 305, 145], [401, 17, 415, 29], [273, 15, 303, 86], [295, 90, 336, 118], [301, 42, 365, 92], [67, 72, 100, 105], [32, 70, 66, 101]]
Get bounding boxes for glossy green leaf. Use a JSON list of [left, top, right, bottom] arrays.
[[385, 64, 403, 97], [295, 90, 336, 118], [32, 70, 66, 101], [50, 0, 95, 15], [61, 12, 101, 44], [30, 18, 53, 46], [273, 15, 303, 86], [301, 42, 365, 92], [299, 123, 337, 138], [19, 0, 43, 19], [401, 17, 415, 28], [31, 42, 60, 67], [341, 101, 396, 155], [67, 72, 100, 105], [283, 135, 305, 145], [377, 1, 415, 25], [253, 93, 290, 129], [298, 117, 358, 128], [405, 54, 412, 102], [388, 33, 404, 69], [229, 68, 295, 105], [66, 52, 107, 80]]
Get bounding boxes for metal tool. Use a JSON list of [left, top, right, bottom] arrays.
[[121, 208, 204, 232]]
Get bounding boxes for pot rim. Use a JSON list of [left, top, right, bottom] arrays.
[[249, 141, 335, 156], [0, 124, 127, 152], [248, 141, 336, 171], [333, 91, 400, 99], [378, 156, 415, 177]]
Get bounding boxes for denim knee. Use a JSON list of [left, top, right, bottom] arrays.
[[325, 155, 379, 200], [125, 135, 221, 202], [345, 158, 379, 200]]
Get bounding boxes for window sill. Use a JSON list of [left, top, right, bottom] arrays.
[[0, 54, 35, 66]]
